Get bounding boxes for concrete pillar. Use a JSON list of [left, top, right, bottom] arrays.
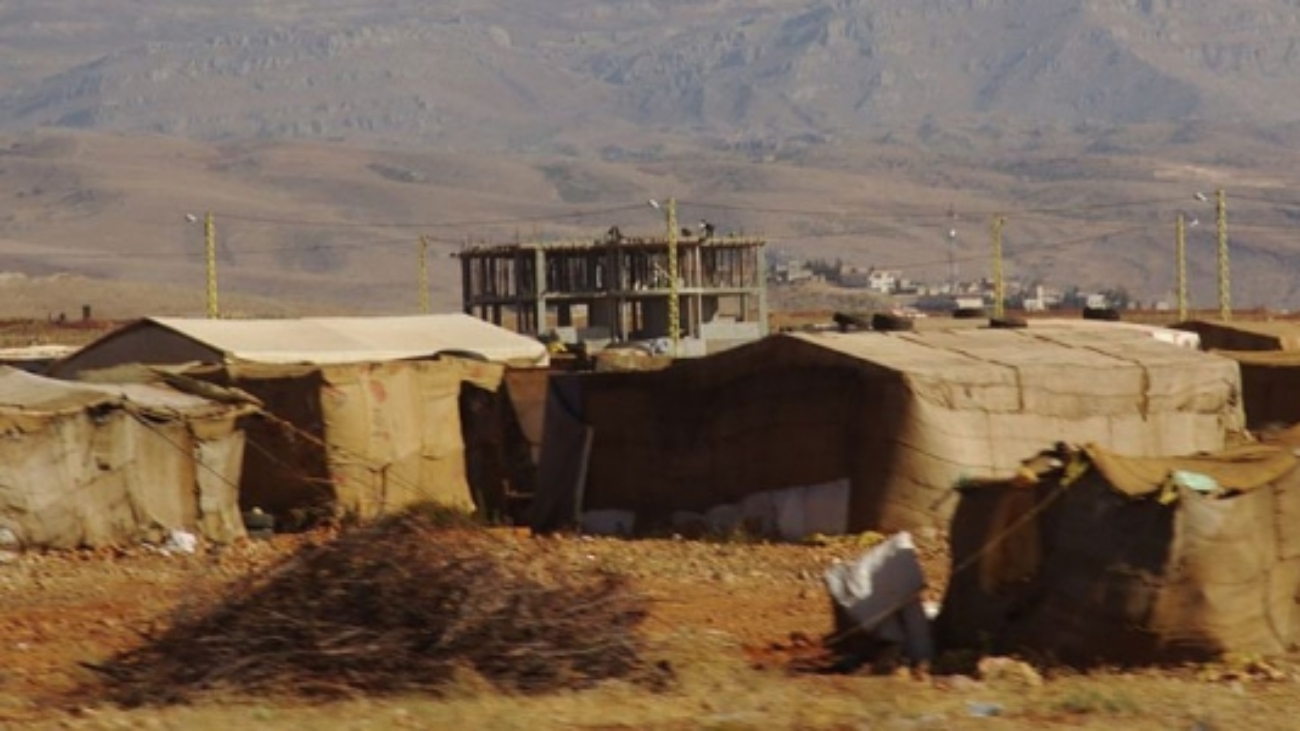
[[533, 248, 547, 336]]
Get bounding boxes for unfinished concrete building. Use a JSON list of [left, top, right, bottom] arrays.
[[459, 231, 768, 355]]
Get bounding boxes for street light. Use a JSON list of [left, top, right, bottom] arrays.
[[1173, 213, 1198, 322], [185, 211, 219, 318], [1193, 190, 1229, 321], [946, 228, 958, 292]]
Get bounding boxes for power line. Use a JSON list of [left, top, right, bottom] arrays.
[[683, 195, 1189, 221], [146, 196, 1199, 235], [16, 194, 1290, 270], [24, 234, 466, 263], [879, 225, 1148, 272], [215, 203, 649, 230], [1218, 191, 1300, 207]]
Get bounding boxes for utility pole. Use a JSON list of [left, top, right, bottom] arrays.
[[947, 228, 958, 292], [946, 204, 958, 292], [418, 235, 431, 314], [1215, 189, 1230, 322], [991, 215, 1005, 319], [204, 211, 219, 319], [1175, 213, 1188, 322], [666, 197, 680, 355]]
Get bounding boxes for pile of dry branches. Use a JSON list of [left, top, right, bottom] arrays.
[[93, 510, 662, 704]]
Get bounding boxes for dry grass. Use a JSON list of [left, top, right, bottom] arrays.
[[86, 510, 664, 705], [26, 637, 1300, 730], [2, 515, 1297, 730]]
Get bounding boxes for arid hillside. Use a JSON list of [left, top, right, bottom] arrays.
[[2, 126, 1299, 318], [0, 2, 1298, 315]]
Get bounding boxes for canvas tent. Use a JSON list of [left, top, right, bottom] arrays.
[[532, 325, 1244, 535], [47, 313, 549, 379], [1163, 320, 1300, 429], [55, 315, 548, 523], [0, 367, 249, 549], [83, 357, 518, 525], [937, 443, 1300, 664], [1196, 350, 1300, 430]]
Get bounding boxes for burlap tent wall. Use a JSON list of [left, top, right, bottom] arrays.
[[533, 326, 1244, 533], [937, 444, 1300, 664], [0, 368, 248, 549], [187, 358, 504, 522], [1210, 350, 1300, 430], [459, 369, 538, 521]]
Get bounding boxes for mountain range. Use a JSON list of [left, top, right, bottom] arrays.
[[1, 0, 1300, 314]]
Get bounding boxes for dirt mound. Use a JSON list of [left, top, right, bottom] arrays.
[[88, 509, 663, 704]]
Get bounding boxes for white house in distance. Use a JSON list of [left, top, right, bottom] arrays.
[[840, 265, 901, 294]]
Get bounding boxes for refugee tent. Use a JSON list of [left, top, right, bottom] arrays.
[[1202, 350, 1300, 430], [1163, 320, 1300, 429], [0, 344, 76, 373], [46, 313, 549, 379], [1173, 319, 1300, 352], [1025, 318, 1202, 349], [532, 325, 1244, 535], [56, 315, 548, 524], [83, 358, 513, 525], [0, 367, 250, 549], [937, 443, 1300, 665]]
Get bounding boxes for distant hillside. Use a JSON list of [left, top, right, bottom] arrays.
[[2, 1, 1300, 152], [1, 2, 1300, 316]]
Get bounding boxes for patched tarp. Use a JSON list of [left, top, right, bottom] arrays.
[[0, 367, 250, 549], [1085, 443, 1297, 497], [937, 444, 1300, 664], [532, 325, 1245, 534], [182, 358, 505, 522]]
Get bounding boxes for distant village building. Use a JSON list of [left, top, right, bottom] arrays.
[[866, 270, 900, 294], [1022, 285, 1063, 312], [771, 259, 817, 284], [838, 265, 900, 294]]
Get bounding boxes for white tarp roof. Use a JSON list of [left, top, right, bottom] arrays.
[[786, 324, 1219, 378], [1023, 319, 1201, 349], [148, 314, 548, 366], [0, 365, 232, 417]]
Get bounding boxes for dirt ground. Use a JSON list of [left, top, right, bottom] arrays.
[[2, 526, 1298, 731], [2, 315, 1299, 728]]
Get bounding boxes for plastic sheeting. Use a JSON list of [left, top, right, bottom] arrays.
[[825, 532, 934, 663], [49, 314, 549, 378]]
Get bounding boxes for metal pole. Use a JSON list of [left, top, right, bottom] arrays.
[[991, 215, 1005, 319], [947, 228, 958, 291], [419, 235, 431, 314], [204, 211, 219, 319], [1216, 189, 1230, 321], [667, 197, 680, 355], [1175, 214, 1188, 322]]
